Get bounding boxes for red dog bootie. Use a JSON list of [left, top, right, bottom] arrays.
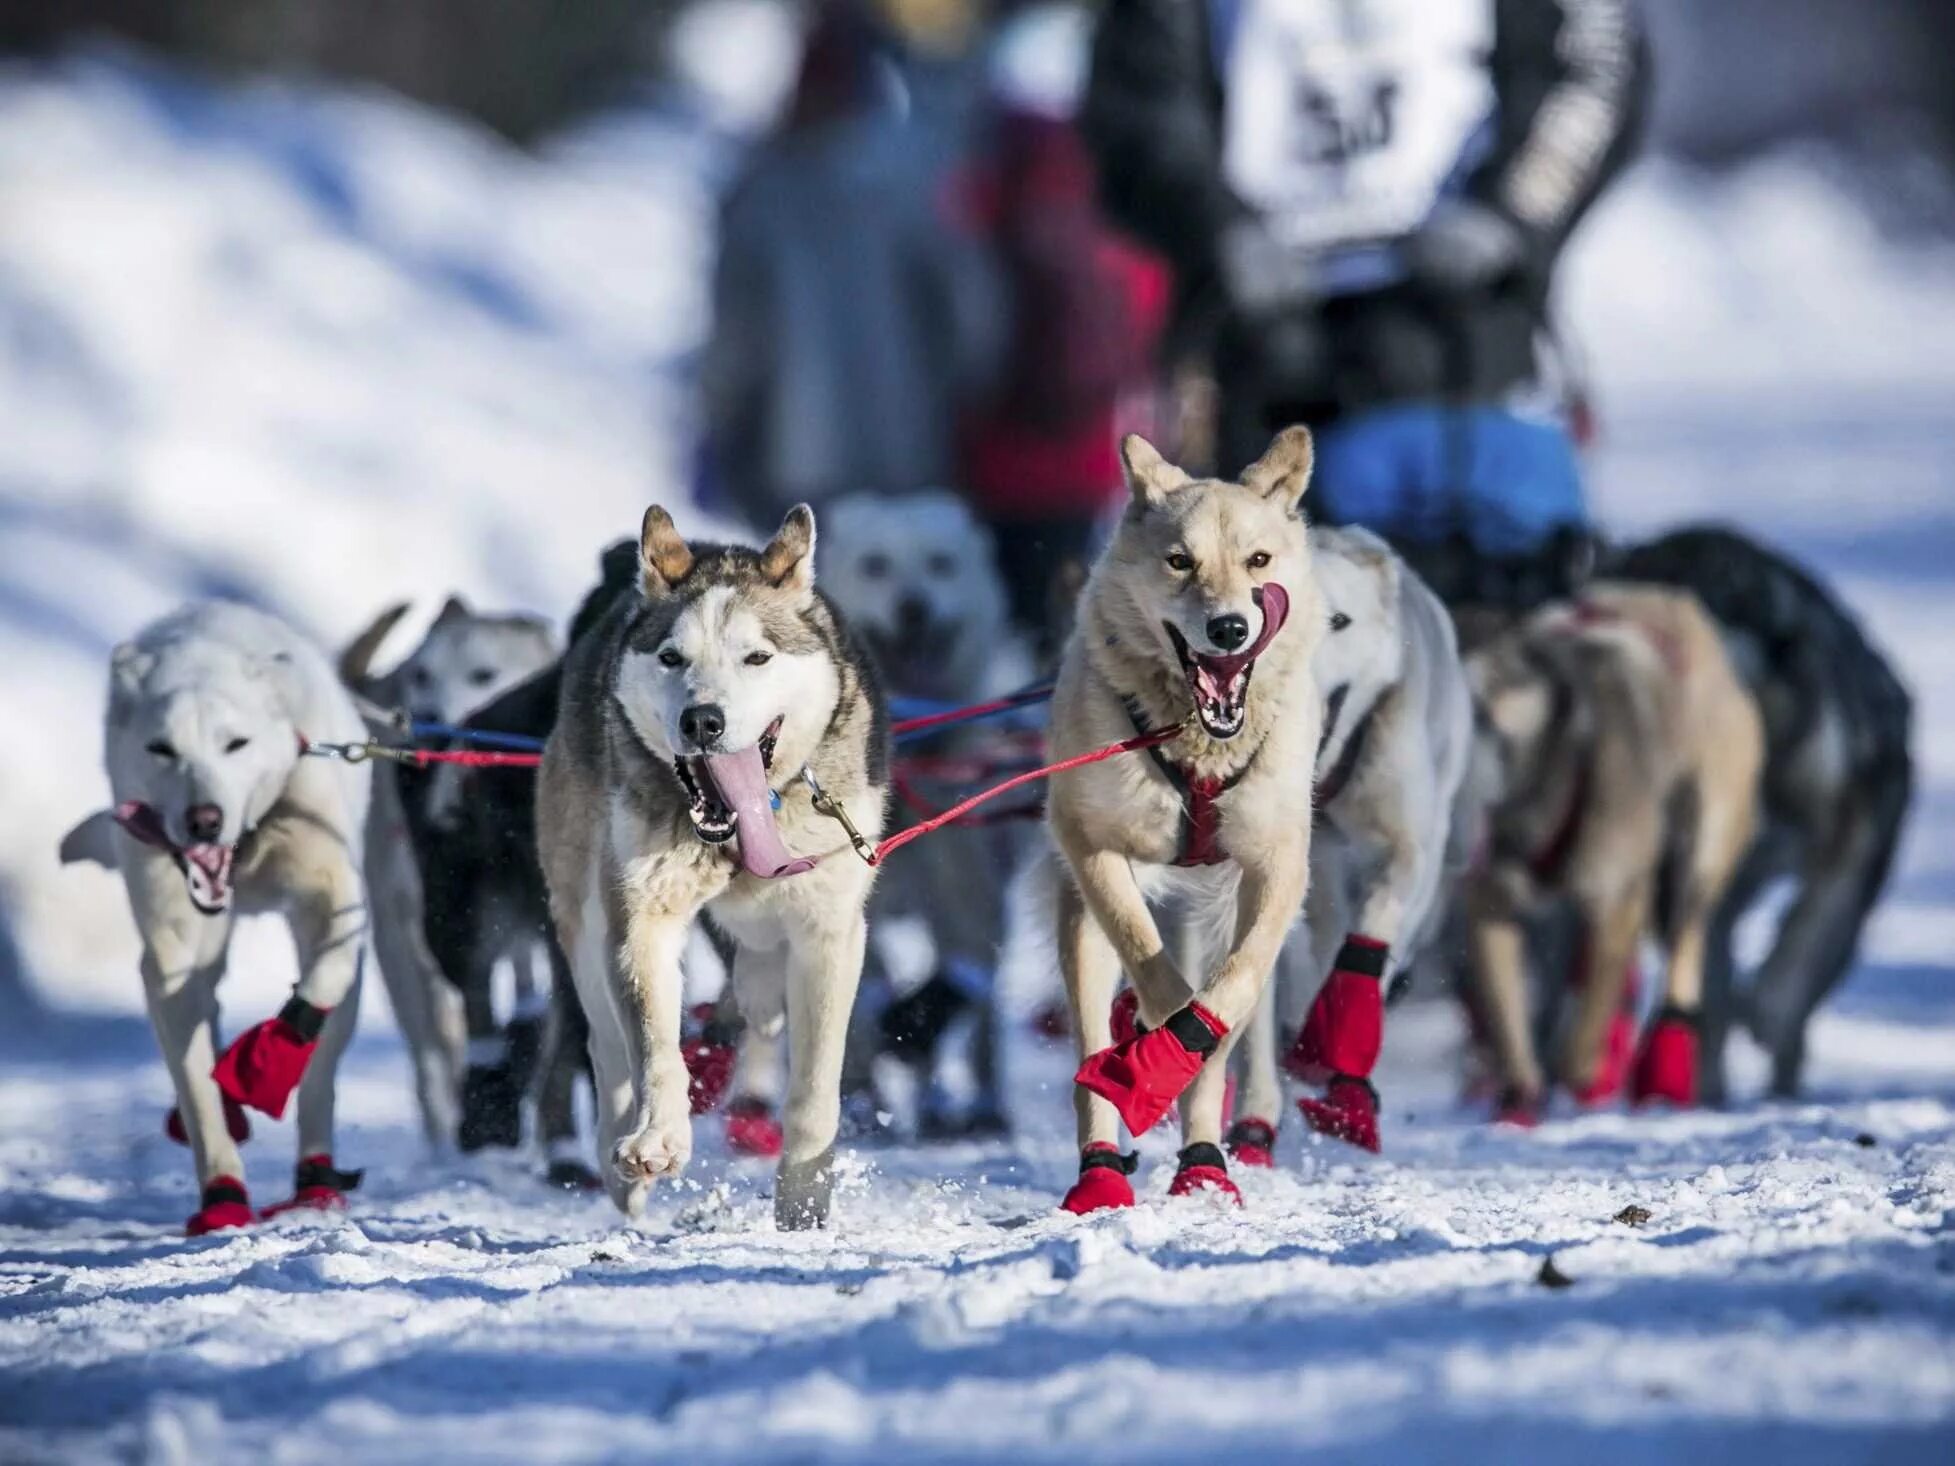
[[260, 1154, 363, 1219], [725, 1096, 784, 1158], [166, 1095, 252, 1147], [1630, 1005, 1700, 1108], [1109, 987, 1143, 1046], [1286, 937, 1386, 1084], [1060, 1143, 1137, 1214], [683, 1003, 738, 1116], [1297, 1076, 1382, 1152], [186, 1176, 254, 1237], [1493, 1086, 1543, 1128], [1224, 1116, 1277, 1168], [1572, 960, 1642, 1107], [1167, 1143, 1242, 1205], [1076, 1003, 1226, 1137], [213, 997, 328, 1119]]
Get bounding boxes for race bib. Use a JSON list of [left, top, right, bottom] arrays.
[[1221, 0, 1495, 252]]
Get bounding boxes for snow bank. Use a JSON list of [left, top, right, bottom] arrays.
[[1563, 154, 1955, 406]]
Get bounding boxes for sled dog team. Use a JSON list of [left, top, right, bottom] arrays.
[[63, 424, 1902, 1234]]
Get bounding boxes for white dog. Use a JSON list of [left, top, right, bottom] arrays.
[[61, 602, 372, 1235], [1234, 526, 1475, 1158]]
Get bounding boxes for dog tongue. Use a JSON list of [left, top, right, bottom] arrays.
[[700, 747, 816, 879]]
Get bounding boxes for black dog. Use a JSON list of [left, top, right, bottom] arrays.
[[1605, 526, 1913, 1099], [404, 542, 639, 1183]]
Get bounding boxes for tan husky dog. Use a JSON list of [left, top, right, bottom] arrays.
[[1466, 582, 1764, 1118], [537, 506, 888, 1228], [1045, 428, 1325, 1211]]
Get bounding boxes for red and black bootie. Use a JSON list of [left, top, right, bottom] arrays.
[[1630, 1004, 1701, 1108], [1493, 1084, 1543, 1128], [1075, 1002, 1227, 1137], [1224, 1116, 1277, 1168], [1572, 960, 1642, 1107], [1060, 1142, 1138, 1215], [166, 1094, 252, 1147], [260, 1154, 363, 1220], [683, 1003, 739, 1116], [1289, 937, 1387, 1151], [1167, 1142, 1242, 1205], [725, 1095, 784, 1158], [1109, 987, 1143, 1046], [186, 1175, 254, 1237], [213, 996, 328, 1120], [1297, 1076, 1382, 1153]]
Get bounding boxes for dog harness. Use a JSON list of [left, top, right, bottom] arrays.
[[1311, 683, 1376, 810], [1120, 697, 1260, 866]]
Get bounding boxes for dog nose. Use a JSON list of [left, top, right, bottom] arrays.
[[679, 704, 726, 750], [1206, 613, 1251, 652], [186, 804, 224, 844], [895, 593, 930, 631]]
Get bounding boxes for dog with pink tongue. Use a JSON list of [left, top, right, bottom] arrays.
[[1042, 428, 1327, 1212]]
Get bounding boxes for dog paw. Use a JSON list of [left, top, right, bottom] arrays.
[[612, 1117, 692, 1183], [774, 1148, 836, 1231]]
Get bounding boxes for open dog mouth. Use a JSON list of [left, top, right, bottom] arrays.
[[113, 802, 234, 915], [1167, 624, 1254, 739], [1163, 584, 1292, 742], [675, 717, 782, 843]]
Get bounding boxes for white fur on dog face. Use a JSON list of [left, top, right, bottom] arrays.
[[107, 648, 295, 849], [1108, 481, 1308, 659], [1308, 526, 1406, 707], [399, 601, 555, 724], [820, 491, 1006, 686], [618, 587, 838, 758]]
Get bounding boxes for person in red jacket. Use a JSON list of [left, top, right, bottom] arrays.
[[961, 104, 1171, 657]]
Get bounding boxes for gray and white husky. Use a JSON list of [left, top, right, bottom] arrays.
[[60, 601, 371, 1233], [1234, 526, 1476, 1158], [538, 505, 888, 1227]]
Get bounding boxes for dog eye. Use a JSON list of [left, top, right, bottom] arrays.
[[224, 736, 251, 754], [744, 650, 773, 667], [861, 552, 890, 580], [409, 667, 432, 687], [926, 552, 956, 578], [657, 648, 685, 669], [468, 668, 496, 686], [145, 739, 177, 761], [1330, 612, 1352, 632], [1165, 551, 1194, 573], [1247, 551, 1271, 570]]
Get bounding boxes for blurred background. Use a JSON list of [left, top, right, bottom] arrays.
[[2, 0, 1951, 1038]]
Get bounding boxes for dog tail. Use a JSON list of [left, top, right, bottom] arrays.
[[59, 810, 119, 869], [339, 601, 414, 689]]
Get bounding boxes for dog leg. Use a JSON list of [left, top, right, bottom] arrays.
[[1056, 871, 1136, 1212], [1468, 891, 1543, 1118], [1173, 1025, 1244, 1203], [538, 956, 598, 1189], [1227, 964, 1284, 1167], [1062, 848, 1190, 1023], [726, 944, 787, 1159], [141, 928, 245, 1188], [364, 793, 458, 1147], [776, 908, 868, 1229], [611, 899, 695, 1194], [213, 833, 365, 1122], [1562, 882, 1649, 1097]]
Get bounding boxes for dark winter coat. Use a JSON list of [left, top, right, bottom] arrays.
[[1083, 0, 1649, 428]]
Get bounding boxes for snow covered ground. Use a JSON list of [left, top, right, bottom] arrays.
[[3, 45, 1954, 1466]]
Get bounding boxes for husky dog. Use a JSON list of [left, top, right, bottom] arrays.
[[1465, 584, 1764, 1118], [821, 490, 1032, 1139], [1606, 527, 1913, 1100], [1233, 526, 1475, 1159], [341, 598, 559, 1152], [59, 602, 371, 1235], [1045, 428, 1324, 1212], [539, 505, 888, 1227], [342, 599, 556, 1144]]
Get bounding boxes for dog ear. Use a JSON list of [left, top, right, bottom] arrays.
[[1120, 434, 1192, 507], [433, 594, 470, 628], [59, 809, 119, 869], [339, 601, 413, 687], [1241, 425, 1314, 512], [640, 505, 694, 594], [760, 504, 817, 597]]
